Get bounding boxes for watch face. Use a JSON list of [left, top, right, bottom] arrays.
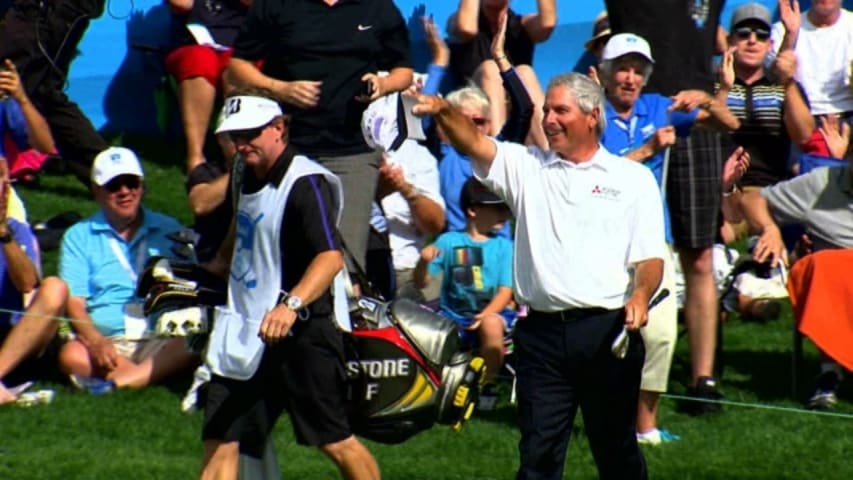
[[286, 296, 303, 310]]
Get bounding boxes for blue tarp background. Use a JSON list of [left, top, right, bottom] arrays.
[[1, 0, 846, 136]]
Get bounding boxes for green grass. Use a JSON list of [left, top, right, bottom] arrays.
[[3, 141, 852, 479]]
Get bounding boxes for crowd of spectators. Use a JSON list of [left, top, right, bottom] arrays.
[[0, 0, 852, 476]]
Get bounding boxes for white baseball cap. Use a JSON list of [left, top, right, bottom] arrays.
[[91, 146, 144, 186], [361, 92, 425, 152], [601, 33, 655, 64], [215, 95, 284, 134]]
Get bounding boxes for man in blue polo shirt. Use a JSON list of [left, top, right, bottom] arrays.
[[57, 146, 199, 391], [598, 33, 740, 440]]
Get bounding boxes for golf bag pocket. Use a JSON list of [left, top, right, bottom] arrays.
[[206, 306, 265, 380]]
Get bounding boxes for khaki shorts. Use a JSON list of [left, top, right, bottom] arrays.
[[109, 337, 172, 364], [639, 246, 678, 393]]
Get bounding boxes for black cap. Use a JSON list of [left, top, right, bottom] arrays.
[[460, 177, 505, 211]]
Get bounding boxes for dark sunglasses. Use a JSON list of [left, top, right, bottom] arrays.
[[228, 125, 266, 142], [734, 26, 770, 41], [471, 117, 490, 126], [104, 175, 142, 193]]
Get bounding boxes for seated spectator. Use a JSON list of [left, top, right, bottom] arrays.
[[56, 147, 199, 391], [377, 145, 445, 301], [447, 0, 555, 148], [367, 16, 447, 301], [414, 178, 514, 410], [770, 0, 853, 157], [1, 58, 57, 184], [716, 4, 814, 212], [165, 0, 248, 174], [439, 14, 534, 237], [738, 148, 853, 410]]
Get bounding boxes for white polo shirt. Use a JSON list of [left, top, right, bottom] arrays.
[[474, 140, 666, 311]]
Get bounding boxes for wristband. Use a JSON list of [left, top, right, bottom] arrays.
[[722, 184, 739, 197]]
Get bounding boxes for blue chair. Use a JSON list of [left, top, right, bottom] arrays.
[[799, 154, 847, 175]]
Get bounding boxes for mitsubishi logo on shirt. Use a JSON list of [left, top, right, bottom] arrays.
[[591, 184, 621, 200]]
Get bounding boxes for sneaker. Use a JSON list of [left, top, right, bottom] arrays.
[[637, 428, 681, 446], [69, 375, 115, 395], [807, 371, 840, 411], [478, 383, 498, 411], [181, 365, 211, 414], [685, 376, 723, 415]]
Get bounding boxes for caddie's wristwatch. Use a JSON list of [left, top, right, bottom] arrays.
[[283, 294, 304, 312]]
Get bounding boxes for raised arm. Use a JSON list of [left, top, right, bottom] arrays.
[[521, 0, 557, 43], [492, 12, 534, 143], [448, 0, 481, 43], [776, 0, 801, 53], [413, 95, 497, 172], [0, 60, 56, 154], [774, 51, 815, 146]]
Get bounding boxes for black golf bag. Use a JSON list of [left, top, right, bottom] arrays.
[[136, 257, 486, 444]]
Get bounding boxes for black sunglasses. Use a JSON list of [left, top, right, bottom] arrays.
[[734, 26, 770, 41], [104, 175, 142, 192], [228, 123, 269, 142]]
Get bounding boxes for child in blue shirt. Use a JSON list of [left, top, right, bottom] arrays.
[[414, 178, 514, 409]]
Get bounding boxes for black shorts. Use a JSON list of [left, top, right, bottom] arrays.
[[0, 326, 64, 387], [666, 130, 726, 249], [201, 315, 351, 457]]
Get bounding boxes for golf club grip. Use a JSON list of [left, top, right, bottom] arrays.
[[648, 288, 670, 311]]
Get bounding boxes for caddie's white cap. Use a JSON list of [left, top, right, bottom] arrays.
[[215, 95, 284, 134], [91, 146, 144, 186], [601, 33, 655, 64]]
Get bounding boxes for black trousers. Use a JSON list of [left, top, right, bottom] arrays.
[[0, 0, 108, 179], [514, 308, 647, 480]]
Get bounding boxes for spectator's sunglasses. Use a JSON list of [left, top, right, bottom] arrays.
[[734, 26, 770, 42], [470, 116, 490, 126], [104, 175, 142, 193]]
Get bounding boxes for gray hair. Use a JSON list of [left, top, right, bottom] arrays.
[[446, 85, 491, 117], [546, 73, 607, 138], [598, 56, 655, 88]]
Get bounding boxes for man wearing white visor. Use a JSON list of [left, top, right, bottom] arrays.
[[200, 93, 379, 480]]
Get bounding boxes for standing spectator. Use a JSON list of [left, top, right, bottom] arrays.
[[1, 58, 56, 184], [165, 0, 248, 175], [770, 0, 853, 157], [201, 94, 379, 479], [225, 0, 413, 271], [597, 32, 739, 445], [57, 147, 199, 391], [718, 3, 814, 188], [606, 0, 730, 414], [0, 0, 110, 183], [578, 11, 612, 82], [414, 72, 665, 479], [448, 0, 556, 148]]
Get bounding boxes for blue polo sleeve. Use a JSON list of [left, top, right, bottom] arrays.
[[3, 100, 30, 150], [58, 224, 93, 299], [8, 219, 40, 275]]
